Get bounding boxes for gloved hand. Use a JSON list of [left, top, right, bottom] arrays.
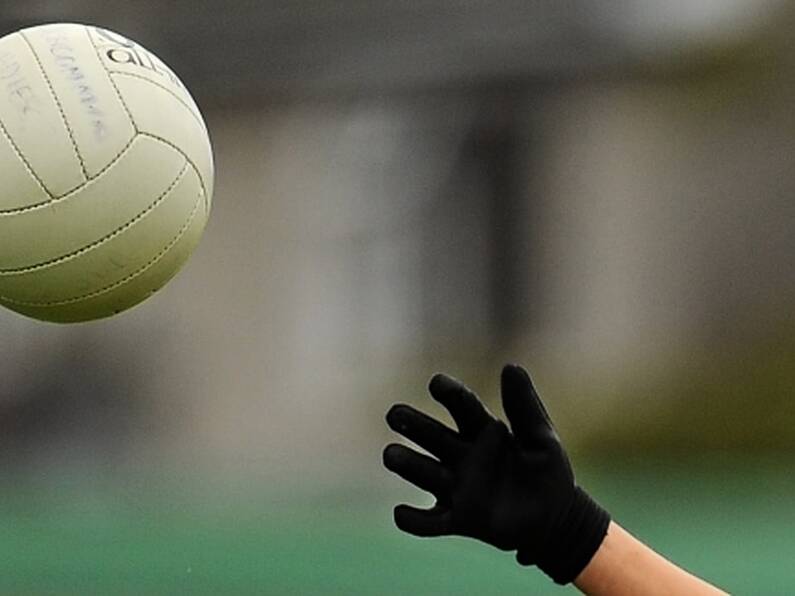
[[383, 364, 610, 585]]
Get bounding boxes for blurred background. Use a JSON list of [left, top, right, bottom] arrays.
[[1, 1, 794, 594]]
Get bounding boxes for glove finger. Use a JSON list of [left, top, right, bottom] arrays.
[[501, 364, 556, 448], [429, 373, 493, 439], [383, 443, 454, 498], [386, 404, 466, 463], [394, 504, 454, 537]]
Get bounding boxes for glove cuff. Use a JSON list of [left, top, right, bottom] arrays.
[[533, 486, 611, 585]]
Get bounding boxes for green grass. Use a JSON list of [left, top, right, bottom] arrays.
[[0, 457, 792, 594]]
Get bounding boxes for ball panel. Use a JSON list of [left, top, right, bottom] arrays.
[[0, 135, 184, 270], [0, 163, 204, 304], [112, 73, 213, 205], [0, 124, 50, 211], [0, 31, 84, 196], [0, 182, 207, 323], [21, 23, 136, 178]]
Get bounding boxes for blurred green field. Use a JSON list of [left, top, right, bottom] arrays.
[[0, 457, 793, 595]]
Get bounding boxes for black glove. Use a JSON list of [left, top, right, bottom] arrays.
[[383, 364, 610, 585]]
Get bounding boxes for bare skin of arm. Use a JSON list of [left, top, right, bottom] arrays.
[[574, 522, 729, 596]]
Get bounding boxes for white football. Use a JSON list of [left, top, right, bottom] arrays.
[[0, 23, 213, 323]]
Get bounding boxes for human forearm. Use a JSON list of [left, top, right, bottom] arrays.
[[574, 521, 728, 596]]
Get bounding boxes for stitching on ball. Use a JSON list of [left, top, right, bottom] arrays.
[[84, 25, 138, 135], [0, 161, 189, 275], [0, 190, 204, 308], [0, 133, 139, 216], [108, 70, 206, 131], [139, 131, 210, 214], [19, 30, 89, 181], [0, 111, 54, 200]]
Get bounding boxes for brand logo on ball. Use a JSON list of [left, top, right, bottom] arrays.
[[93, 27, 185, 90]]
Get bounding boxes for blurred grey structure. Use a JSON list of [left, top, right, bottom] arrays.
[[0, 1, 783, 98], [0, 1, 793, 483]]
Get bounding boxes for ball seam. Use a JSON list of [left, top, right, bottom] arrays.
[[139, 131, 210, 215], [83, 25, 139, 134], [19, 30, 89, 182], [0, 161, 189, 275], [0, 187, 204, 307], [0, 109, 54, 200], [107, 70, 206, 131], [0, 133, 139, 216]]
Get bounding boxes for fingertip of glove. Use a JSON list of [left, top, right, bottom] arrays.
[[502, 363, 529, 383], [382, 443, 407, 469], [385, 404, 409, 430], [502, 364, 537, 399], [393, 504, 411, 528], [428, 372, 458, 395]]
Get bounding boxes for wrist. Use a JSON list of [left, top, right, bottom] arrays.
[[534, 486, 611, 585]]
